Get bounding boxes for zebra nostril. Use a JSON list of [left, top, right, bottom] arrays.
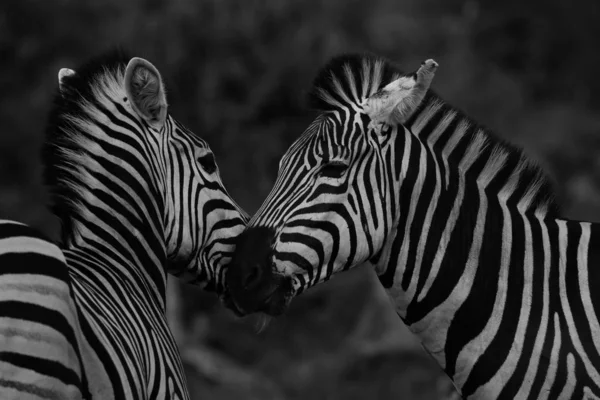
[[243, 263, 262, 289]]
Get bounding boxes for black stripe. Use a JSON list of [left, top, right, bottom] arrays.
[[78, 313, 128, 400], [0, 352, 81, 388], [497, 214, 546, 398], [461, 193, 525, 396], [0, 377, 64, 399], [0, 224, 52, 242], [0, 253, 68, 279], [0, 302, 78, 354], [444, 196, 504, 378]]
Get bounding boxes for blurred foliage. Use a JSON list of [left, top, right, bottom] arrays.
[[2, 0, 600, 398]]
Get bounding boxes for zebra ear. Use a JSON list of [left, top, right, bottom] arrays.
[[58, 68, 76, 92], [124, 57, 168, 130], [364, 59, 438, 128]]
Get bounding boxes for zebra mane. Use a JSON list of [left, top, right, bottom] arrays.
[[308, 53, 403, 111], [308, 53, 560, 215], [42, 48, 133, 243]]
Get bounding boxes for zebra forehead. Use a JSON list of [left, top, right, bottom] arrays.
[[172, 120, 208, 147], [283, 116, 355, 165]]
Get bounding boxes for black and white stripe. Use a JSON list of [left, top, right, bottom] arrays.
[[228, 54, 600, 399], [0, 50, 246, 400]]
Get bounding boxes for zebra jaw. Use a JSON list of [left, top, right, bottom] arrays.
[[364, 58, 438, 129]]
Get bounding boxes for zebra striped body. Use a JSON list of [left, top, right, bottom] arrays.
[[0, 221, 85, 400], [0, 51, 246, 399], [226, 54, 600, 398]]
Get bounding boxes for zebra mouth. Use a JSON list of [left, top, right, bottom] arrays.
[[257, 283, 294, 316], [220, 291, 247, 317]]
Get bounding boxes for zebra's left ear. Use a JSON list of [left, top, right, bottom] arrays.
[[364, 59, 438, 130], [124, 57, 168, 130], [58, 68, 76, 93]]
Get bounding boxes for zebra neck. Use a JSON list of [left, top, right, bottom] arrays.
[[65, 240, 168, 311], [376, 183, 512, 366], [380, 204, 600, 396], [376, 92, 558, 311], [61, 175, 169, 308]]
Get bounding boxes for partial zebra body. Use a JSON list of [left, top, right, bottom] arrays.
[[0, 221, 85, 400], [0, 220, 189, 399], [375, 90, 600, 399], [226, 54, 600, 399], [382, 191, 600, 399], [66, 248, 187, 399]]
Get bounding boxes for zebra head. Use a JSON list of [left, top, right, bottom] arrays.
[[226, 55, 437, 315], [121, 58, 248, 289], [47, 52, 247, 296]]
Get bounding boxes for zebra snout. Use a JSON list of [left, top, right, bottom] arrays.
[[225, 225, 285, 315], [229, 225, 277, 288]]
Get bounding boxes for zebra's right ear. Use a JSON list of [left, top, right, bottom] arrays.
[[364, 59, 438, 129], [124, 57, 168, 131], [58, 68, 76, 93]]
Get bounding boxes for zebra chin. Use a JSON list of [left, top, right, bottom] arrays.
[[224, 270, 295, 316]]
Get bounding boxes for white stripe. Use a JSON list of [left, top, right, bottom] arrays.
[[452, 175, 516, 390], [557, 353, 576, 400], [396, 138, 428, 305], [471, 210, 534, 397], [557, 220, 600, 386], [411, 100, 443, 136], [577, 223, 600, 357], [0, 237, 65, 262], [584, 386, 600, 399], [0, 220, 25, 226], [515, 217, 551, 398], [537, 313, 562, 400], [409, 169, 489, 371], [418, 130, 487, 300]]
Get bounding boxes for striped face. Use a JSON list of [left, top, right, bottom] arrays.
[[161, 118, 247, 290], [119, 58, 248, 293], [226, 56, 438, 315]]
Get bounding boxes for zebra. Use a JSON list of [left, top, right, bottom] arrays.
[[224, 53, 600, 399], [0, 50, 247, 399]]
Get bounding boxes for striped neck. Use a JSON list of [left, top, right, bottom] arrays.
[[378, 90, 559, 296], [62, 133, 169, 306], [374, 92, 563, 391], [373, 105, 600, 396]]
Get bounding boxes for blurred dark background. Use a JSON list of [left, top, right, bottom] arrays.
[[2, 0, 600, 398]]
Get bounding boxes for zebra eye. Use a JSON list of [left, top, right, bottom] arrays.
[[319, 161, 348, 179], [197, 153, 216, 174], [380, 124, 392, 135]]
